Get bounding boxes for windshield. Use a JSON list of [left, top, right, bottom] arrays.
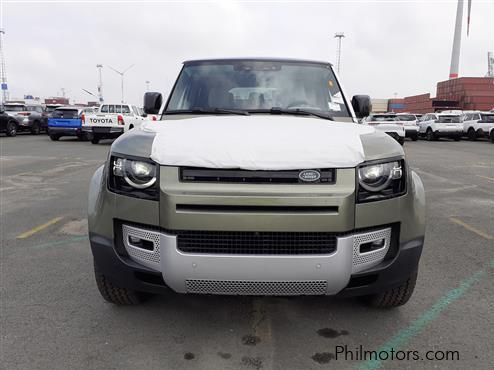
[[437, 115, 461, 123], [370, 115, 397, 122], [4, 105, 26, 112], [52, 109, 79, 118], [397, 115, 416, 121], [166, 60, 350, 118]]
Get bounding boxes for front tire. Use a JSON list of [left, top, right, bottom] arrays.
[[467, 128, 477, 141], [365, 272, 417, 308], [49, 134, 60, 141], [94, 264, 143, 305], [5, 120, 17, 137], [490, 130, 494, 143], [426, 128, 436, 141], [411, 133, 418, 141], [91, 135, 100, 144]]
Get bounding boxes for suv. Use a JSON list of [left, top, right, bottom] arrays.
[[418, 112, 463, 141], [3, 103, 46, 134], [88, 58, 425, 308], [361, 113, 406, 145], [396, 113, 419, 141], [48, 106, 96, 141], [0, 106, 19, 137]]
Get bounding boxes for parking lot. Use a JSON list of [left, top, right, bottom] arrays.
[[1, 135, 493, 370]]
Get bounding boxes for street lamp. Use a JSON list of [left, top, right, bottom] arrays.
[[107, 64, 135, 103]]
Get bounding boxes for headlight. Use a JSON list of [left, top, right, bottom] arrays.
[[108, 156, 158, 200], [357, 159, 406, 203]]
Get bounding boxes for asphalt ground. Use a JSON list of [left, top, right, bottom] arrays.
[[1, 133, 493, 370]]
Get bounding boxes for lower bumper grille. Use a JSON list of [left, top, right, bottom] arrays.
[[175, 230, 337, 255], [185, 279, 328, 295]]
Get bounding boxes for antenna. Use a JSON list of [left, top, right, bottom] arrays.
[[108, 64, 135, 103], [96, 64, 104, 103], [334, 32, 345, 74], [0, 29, 9, 104]]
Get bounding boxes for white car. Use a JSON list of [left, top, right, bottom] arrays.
[[362, 114, 405, 145], [475, 112, 494, 142], [396, 113, 419, 141], [82, 103, 147, 144], [462, 111, 481, 140], [418, 112, 463, 141]]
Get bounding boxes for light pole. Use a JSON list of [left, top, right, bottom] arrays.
[[107, 64, 135, 103], [96, 64, 104, 103], [334, 32, 345, 74]]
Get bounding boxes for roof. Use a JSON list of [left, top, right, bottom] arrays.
[[183, 57, 333, 67]]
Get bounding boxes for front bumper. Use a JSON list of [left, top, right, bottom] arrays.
[[90, 226, 423, 297]]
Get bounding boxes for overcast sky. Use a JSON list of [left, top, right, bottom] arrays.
[[2, 0, 493, 105]]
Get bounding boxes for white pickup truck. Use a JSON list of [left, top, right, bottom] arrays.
[[82, 103, 147, 144], [361, 113, 406, 145]]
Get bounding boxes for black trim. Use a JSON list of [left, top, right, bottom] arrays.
[[176, 204, 338, 214], [180, 167, 336, 185]]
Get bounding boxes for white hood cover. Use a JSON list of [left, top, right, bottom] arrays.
[[143, 116, 374, 170]]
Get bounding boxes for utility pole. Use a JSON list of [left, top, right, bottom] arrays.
[[145, 80, 150, 91], [487, 52, 494, 78], [108, 64, 135, 103], [96, 64, 104, 103], [0, 28, 9, 104], [61, 88, 66, 98], [334, 32, 345, 74]]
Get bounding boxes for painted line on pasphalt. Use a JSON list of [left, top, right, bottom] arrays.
[[16, 216, 64, 239], [449, 217, 493, 240], [32, 236, 87, 249], [476, 175, 494, 183], [355, 259, 494, 370]]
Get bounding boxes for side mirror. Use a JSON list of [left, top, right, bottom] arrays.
[[143, 92, 163, 115], [141, 113, 148, 118], [351, 95, 371, 119]]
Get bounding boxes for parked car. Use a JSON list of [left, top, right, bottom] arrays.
[[462, 111, 481, 140], [475, 112, 494, 142], [0, 106, 19, 137], [3, 103, 46, 134], [362, 113, 406, 145], [418, 112, 463, 141], [88, 58, 425, 308], [396, 113, 419, 141], [82, 103, 146, 144], [48, 106, 95, 141]]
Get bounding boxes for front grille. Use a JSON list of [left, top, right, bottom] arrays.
[[185, 279, 328, 295], [175, 230, 337, 255], [180, 167, 336, 184]]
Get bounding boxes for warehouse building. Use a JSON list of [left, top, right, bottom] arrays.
[[387, 77, 494, 113]]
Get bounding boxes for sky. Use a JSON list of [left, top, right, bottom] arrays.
[[1, 0, 494, 105]]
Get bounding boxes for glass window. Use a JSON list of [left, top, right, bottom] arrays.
[[52, 109, 79, 119], [100, 105, 109, 113], [4, 105, 26, 112], [166, 60, 350, 118]]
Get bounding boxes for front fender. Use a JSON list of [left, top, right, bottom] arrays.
[[88, 165, 108, 234], [409, 169, 426, 239]]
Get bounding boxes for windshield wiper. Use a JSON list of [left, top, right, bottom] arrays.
[[164, 108, 250, 116], [250, 107, 334, 121]]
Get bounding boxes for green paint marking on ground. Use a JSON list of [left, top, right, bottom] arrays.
[[32, 236, 87, 249], [355, 261, 493, 370]]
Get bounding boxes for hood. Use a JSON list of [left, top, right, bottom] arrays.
[[141, 115, 375, 170]]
